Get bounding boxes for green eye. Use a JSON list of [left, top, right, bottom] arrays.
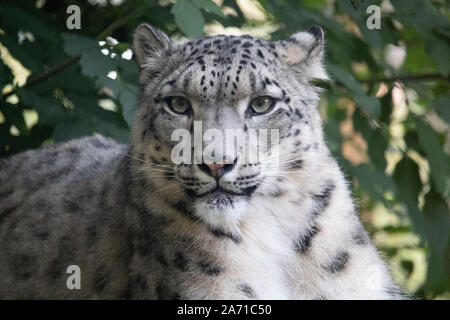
[[165, 96, 192, 115], [249, 96, 276, 115]]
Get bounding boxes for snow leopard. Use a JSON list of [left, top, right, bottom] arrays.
[[0, 23, 405, 299]]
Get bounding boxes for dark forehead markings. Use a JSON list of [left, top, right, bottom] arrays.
[[257, 49, 264, 59], [189, 48, 199, 57], [249, 72, 256, 91]]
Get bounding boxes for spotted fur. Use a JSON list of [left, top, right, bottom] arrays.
[[0, 24, 406, 299]]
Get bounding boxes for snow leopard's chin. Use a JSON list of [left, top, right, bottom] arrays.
[[192, 192, 249, 232]]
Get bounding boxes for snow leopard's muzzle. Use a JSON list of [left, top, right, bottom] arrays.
[[176, 156, 262, 204]]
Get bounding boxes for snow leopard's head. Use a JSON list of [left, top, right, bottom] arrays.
[[131, 24, 328, 235]]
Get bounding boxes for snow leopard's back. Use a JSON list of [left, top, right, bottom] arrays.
[[0, 135, 130, 298]]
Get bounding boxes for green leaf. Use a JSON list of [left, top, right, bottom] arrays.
[[192, 0, 225, 17], [393, 158, 425, 234], [62, 33, 115, 80], [0, 4, 52, 40], [327, 64, 380, 117], [423, 189, 450, 295], [17, 88, 66, 126], [349, 164, 396, 204], [65, 92, 129, 143], [425, 36, 450, 77], [354, 93, 381, 119], [415, 118, 450, 198], [0, 33, 41, 73], [171, 0, 205, 38], [323, 117, 342, 156], [368, 131, 388, 171], [52, 115, 93, 142], [118, 81, 139, 127], [434, 95, 450, 124]]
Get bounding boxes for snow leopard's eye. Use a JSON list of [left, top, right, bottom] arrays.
[[165, 96, 192, 115], [248, 96, 276, 115]]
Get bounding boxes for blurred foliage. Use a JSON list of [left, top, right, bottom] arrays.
[[0, 0, 449, 299]]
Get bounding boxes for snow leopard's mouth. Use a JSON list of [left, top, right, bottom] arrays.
[[185, 185, 258, 199]]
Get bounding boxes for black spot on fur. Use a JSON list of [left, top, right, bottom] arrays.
[[130, 273, 148, 292], [198, 259, 223, 276], [65, 200, 81, 213], [290, 159, 303, 169], [238, 283, 256, 298], [0, 205, 17, 224], [294, 224, 319, 254], [0, 187, 14, 199], [211, 228, 241, 244], [312, 180, 335, 216], [86, 225, 97, 248], [45, 167, 73, 184], [242, 185, 257, 195], [294, 109, 303, 120], [91, 139, 109, 149], [174, 252, 189, 272], [10, 254, 36, 280], [269, 188, 283, 197], [323, 251, 349, 274]]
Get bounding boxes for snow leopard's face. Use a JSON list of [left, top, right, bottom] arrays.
[[131, 24, 328, 234]]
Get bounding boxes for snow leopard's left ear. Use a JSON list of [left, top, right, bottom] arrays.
[[275, 26, 328, 81]]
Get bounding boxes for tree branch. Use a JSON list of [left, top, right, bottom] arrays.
[[357, 73, 449, 84]]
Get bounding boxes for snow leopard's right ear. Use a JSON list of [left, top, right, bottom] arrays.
[[133, 23, 172, 67]]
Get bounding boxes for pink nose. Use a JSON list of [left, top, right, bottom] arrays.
[[198, 158, 238, 178], [203, 162, 225, 178]]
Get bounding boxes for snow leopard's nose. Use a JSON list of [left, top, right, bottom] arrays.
[[198, 158, 237, 178]]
